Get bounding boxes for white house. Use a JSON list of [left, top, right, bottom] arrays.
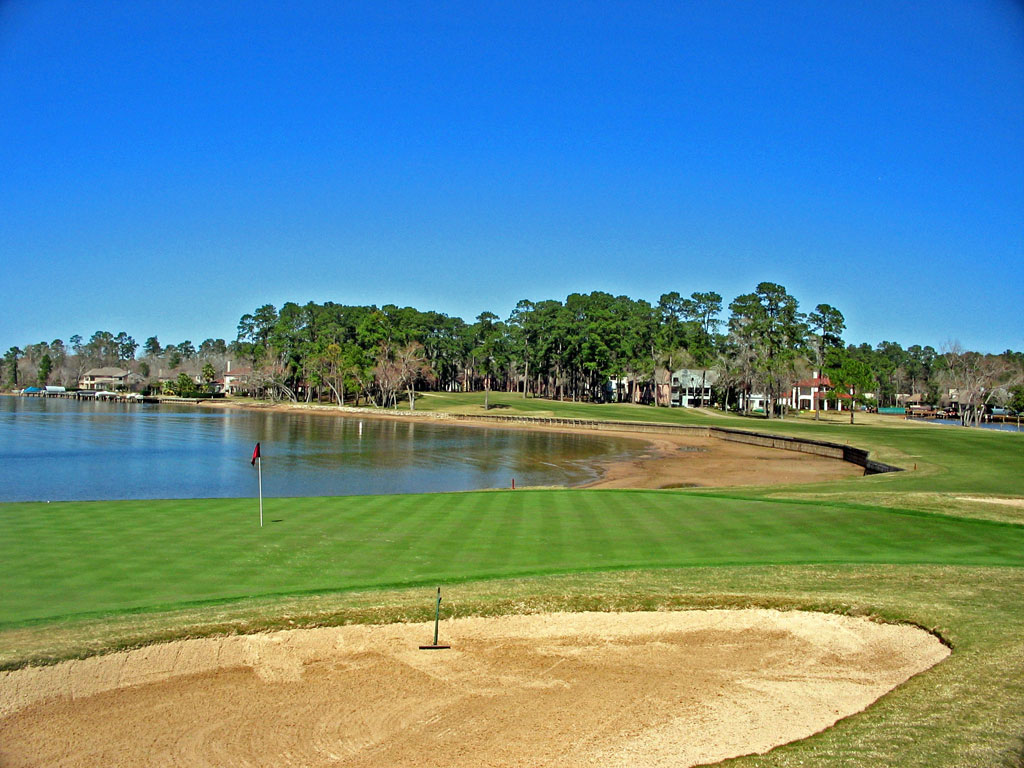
[[222, 360, 253, 396], [791, 372, 852, 411], [740, 392, 769, 412]]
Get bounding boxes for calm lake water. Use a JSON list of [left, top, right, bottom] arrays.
[[0, 397, 645, 502], [923, 418, 1023, 433]]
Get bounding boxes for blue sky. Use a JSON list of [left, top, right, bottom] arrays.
[[2, 1, 1022, 354]]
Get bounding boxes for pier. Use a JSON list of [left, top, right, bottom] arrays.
[[14, 389, 206, 405]]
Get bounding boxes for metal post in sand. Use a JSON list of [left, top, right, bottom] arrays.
[[419, 587, 450, 650]]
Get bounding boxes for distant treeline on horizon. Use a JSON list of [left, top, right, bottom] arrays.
[[5, 284, 1023, 420]]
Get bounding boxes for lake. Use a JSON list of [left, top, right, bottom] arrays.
[[0, 397, 645, 502], [921, 418, 1023, 433]]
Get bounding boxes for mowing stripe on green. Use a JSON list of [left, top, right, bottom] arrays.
[[2, 489, 1023, 625]]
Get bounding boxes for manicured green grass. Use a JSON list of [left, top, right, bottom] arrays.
[[3, 490, 1023, 626], [416, 389, 723, 423]]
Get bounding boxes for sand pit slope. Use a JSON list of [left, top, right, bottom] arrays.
[[582, 432, 864, 489], [0, 610, 948, 768]]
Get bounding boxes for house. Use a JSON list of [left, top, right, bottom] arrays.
[[740, 392, 769, 412], [671, 368, 718, 407], [223, 361, 253, 396], [79, 367, 138, 391], [791, 372, 852, 411], [604, 377, 654, 404], [896, 393, 926, 406]]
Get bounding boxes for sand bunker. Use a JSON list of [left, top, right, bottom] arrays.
[[579, 431, 864, 489], [0, 610, 946, 767], [956, 496, 1024, 508]]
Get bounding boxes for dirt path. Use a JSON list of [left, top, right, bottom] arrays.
[[0, 610, 948, 767]]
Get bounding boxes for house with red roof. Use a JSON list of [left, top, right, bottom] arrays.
[[791, 371, 853, 411]]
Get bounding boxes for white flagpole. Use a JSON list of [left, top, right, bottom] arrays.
[[258, 455, 263, 527]]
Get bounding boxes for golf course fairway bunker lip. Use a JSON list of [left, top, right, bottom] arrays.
[[0, 609, 949, 768]]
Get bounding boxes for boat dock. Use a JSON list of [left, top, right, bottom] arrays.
[[15, 388, 205, 404]]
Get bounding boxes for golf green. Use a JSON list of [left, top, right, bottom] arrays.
[[3, 489, 1022, 625]]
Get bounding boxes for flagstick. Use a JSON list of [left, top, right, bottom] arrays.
[[257, 455, 263, 528]]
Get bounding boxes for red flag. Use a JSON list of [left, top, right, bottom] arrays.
[[251, 442, 261, 466]]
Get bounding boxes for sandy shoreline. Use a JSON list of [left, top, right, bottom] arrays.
[[198, 399, 864, 489], [0, 609, 948, 767], [578, 429, 863, 488]]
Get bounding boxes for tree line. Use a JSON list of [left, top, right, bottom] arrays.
[[5, 283, 1023, 423]]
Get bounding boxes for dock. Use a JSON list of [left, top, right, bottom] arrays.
[[15, 389, 209, 405]]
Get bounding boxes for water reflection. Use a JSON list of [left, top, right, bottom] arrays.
[[0, 398, 644, 502], [924, 418, 1022, 433]]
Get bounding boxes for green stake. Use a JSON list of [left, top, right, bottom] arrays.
[[419, 586, 450, 649], [432, 586, 441, 645]]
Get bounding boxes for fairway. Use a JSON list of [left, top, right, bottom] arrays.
[[3, 490, 1023, 626]]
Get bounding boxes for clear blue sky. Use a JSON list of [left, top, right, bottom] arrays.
[[2, 1, 1022, 354]]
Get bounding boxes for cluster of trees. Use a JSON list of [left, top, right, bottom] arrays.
[[139, 337, 229, 382], [3, 332, 231, 393], [5, 333, 138, 391], [5, 284, 1023, 424], [229, 284, 1023, 421], [228, 289, 781, 409]]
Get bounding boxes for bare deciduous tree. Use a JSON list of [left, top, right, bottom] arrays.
[[396, 342, 432, 410], [942, 343, 1022, 427]]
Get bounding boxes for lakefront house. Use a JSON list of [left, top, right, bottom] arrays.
[[791, 371, 852, 411], [79, 367, 137, 391]]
